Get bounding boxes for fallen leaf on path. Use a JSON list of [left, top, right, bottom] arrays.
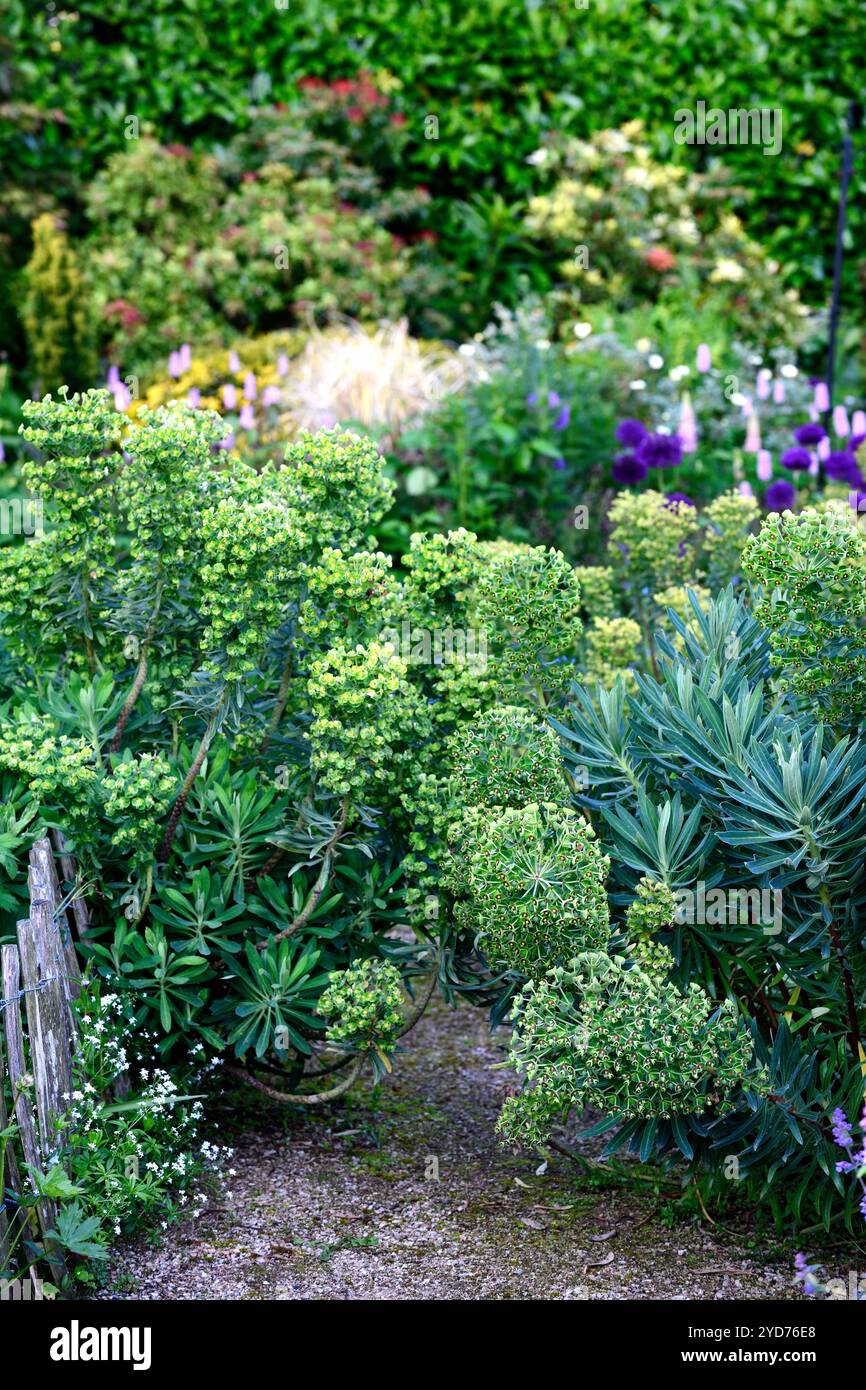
[[585, 1251, 615, 1268]]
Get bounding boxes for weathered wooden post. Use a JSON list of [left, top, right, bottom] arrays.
[[1, 944, 67, 1283]]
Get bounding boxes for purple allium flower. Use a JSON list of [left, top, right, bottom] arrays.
[[831, 1108, 853, 1147], [612, 452, 649, 484], [794, 422, 825, 446], [636, 432, 682, 470], [552, 404, 570, 430], [850, 433, 866, 453], [824, 451, 860, 483], [615, 418, 648, 447], [664, 491, 695, 508], [696, 343, 711, 373], [780, 447, 811, 471], [765, 480, 795, 511]]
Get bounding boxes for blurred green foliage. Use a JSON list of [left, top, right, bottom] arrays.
[[1, 0, 862, 309]]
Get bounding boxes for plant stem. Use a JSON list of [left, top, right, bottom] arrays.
[[110, 592, 163, 754], [258, 647, 294, 759], [158, 706, 221, 863], [257, 798, 349, 949], [227, 1055, 363, 1105]]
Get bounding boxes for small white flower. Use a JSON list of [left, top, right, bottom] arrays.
[[648, 354, 664, 370]]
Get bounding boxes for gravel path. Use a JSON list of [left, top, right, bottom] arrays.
[[99, 998, 801, 1301]]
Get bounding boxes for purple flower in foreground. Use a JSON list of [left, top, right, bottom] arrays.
[[615, 418, 648, 447], [794, 1253, 822, 1297], [765, 480, 795, 511], [850, 433, 866, 453], [794, 422, 825, 446], [552, 403, 570, 430], [612, 452, 648, 484], [824, 452, 861, 484], [780, 447, 811, 471], [636, 432, 682, 470], [832, 1108, 853, 1147]]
